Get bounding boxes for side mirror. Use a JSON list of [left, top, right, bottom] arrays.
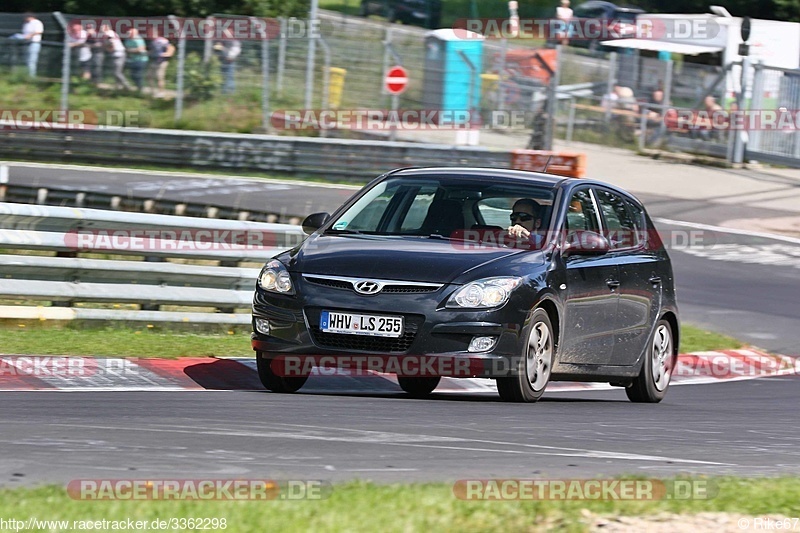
[[301, 212, 330, 235], [563, 230, 610, 257]]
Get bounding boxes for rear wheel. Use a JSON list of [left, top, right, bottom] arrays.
[[626, 320, 674, 403], [256, 352, 308, 393], [496, 308, 554, 402], [397, 376, 440, 398]]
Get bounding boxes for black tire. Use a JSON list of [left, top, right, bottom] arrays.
[[626, 320, 674, 403], [496, 308, 555, 403], [256, 352, 308, 393], [397, 376, 441, 398]]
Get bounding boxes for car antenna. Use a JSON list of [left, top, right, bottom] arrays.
[[541, 154, 554, 174]]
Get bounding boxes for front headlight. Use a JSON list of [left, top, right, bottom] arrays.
[[258, 259, 294, 295], [447, 277, 521, 309]]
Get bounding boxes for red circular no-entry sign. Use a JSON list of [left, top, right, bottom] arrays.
[[384, 66, 409, 95]]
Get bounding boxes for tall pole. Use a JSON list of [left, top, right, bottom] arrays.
[[304, 0, 319, 109]]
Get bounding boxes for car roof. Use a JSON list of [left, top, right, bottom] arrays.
[[575, 1, 645, 13], [386, 167, 645, 206], [388, 167, 568, 187]]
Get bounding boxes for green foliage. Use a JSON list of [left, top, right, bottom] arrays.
[[4, 0, 309, 18], [773, 0, 800, 21], [183, 52, 222, 102]]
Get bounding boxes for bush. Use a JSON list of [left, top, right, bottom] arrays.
[[183, 53, 222, 102]]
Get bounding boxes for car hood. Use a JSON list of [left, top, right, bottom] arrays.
[[286, 234, 534, 284]]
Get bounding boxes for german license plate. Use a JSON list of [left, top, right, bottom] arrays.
[[320, 311, 404, 338]]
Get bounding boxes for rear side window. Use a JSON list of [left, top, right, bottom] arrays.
[[565, 189, 600, 234], [594, 189, 642, 249]]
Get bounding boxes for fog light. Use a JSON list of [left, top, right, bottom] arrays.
[[254, 317, 270, 335], [468, 336, 497, 353]]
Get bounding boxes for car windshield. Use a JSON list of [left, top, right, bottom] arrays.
[[326, 176, 556, 240]]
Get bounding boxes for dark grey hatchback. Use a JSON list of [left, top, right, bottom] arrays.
[[251, 168, 679, 403]]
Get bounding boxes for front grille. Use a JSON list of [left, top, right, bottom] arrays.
[[305, 308, 423, 353], [303, 274, 442, 295], [381, 285, 441, 294], [304, 276, 352, 290]]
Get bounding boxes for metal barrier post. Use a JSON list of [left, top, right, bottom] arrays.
[[566, 96, 575, 143], [277, 17, 287, 94], [733, 56, 751, 164], [319, 37, 331, 110], [251, 17, 271, 132], [604, 52, 617, 124], [638, 104, 648, 151], [53, 12, 70, 112], [382, 26, 393, 98], [748, 61, 764, 159], [304, 0, 319, 109], [658, 59, 673, 139], [545, 45, 562, 151], [171, 15, 186, 123]]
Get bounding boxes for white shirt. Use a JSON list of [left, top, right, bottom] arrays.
[[22, 19, 44, 42], [68, 28, 91, 62], [104, 31, 125, 57], [556, 6, 573, 21]]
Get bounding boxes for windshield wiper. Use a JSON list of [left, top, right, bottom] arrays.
[[324, 229, 363, 235]]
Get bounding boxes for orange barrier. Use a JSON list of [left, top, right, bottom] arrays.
[[511, 150, 587, 178]]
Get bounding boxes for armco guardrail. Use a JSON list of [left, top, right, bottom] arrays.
[[0, 202, 304, 324], [0, 182, 304, 224], [0, 127, 512, 179]]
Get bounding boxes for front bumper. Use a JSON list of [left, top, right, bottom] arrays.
[[251, 277, 535, 378]]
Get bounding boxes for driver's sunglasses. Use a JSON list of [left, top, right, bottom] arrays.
[[510, 212, 534, 222]]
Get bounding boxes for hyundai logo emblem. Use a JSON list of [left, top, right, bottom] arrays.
[[354, 280, 382, 295]]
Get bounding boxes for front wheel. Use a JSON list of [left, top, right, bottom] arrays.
[[626, 320, 674, 403], [397, 376, 440, 398], [256, 352, 308, 393], [496, 308, 554, 402]]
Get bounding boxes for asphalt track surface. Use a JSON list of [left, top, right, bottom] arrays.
[[2, 163, 799, 486], [1, 377, 798, 486]]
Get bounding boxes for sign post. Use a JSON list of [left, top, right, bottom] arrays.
[[733, 17, 752, 164], [384, 66, 408, 141]]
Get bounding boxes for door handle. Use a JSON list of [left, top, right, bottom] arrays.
[[649, 276, 662, 286], [606, 279, 620, 290]]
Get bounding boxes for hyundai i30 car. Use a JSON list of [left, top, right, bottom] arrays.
[[251, 167, 679, 403]]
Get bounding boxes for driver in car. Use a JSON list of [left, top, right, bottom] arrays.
[[507, 198, 545, 248]]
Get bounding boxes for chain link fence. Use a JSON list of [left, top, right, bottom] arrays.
[[1, 10, 798, 168]]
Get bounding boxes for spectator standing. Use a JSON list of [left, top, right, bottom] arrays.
[[11, 13, 44, 77], [67, 19, 91, 81], [213, 32, 241, 95], [124, 28, 148, 91], [147, 32, 174, 98], [101, 24, 132, 91], [555, 0, 573, 45], [85, 22, 105, 83]]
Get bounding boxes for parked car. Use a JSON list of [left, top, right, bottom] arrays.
[[549, 1, 645, 51], [251, 167, 679, 403], [359, 0, 442, 28]]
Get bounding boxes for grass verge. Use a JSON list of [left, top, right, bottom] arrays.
[[0, 323, 743, 358], [0, 477, 798, 532]]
